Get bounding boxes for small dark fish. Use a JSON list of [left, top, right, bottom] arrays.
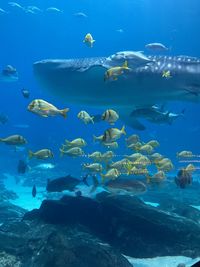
[[17, 160, 28, 174], [1, 65, 18, 82], [46, 174, 88, 192], [175, 169, 192, 189], [177, 264, 186, 267], [32, 185, 37, 198], [21, 88, 30, 98], [0, 113, 8, 124]]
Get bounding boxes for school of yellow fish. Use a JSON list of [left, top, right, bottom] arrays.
[[0, 35, 196, 193], [0, 97, 197, 190]]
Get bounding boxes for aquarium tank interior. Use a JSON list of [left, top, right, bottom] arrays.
[[0, 0, 200, 266]]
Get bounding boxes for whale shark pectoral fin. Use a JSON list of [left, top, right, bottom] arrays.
[[183, 83, 200, 96], [120, 114, 146, 130], [184, 87, 199, 96], [128, 119, 146, 130]]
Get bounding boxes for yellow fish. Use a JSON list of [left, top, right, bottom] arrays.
[[83, 33, 95, 47], [185, 163, 196, 174], [60, 147, 84, 157], [102, 109, 119, 125], [88, 151, 102, 162], [176, 150, 194, 158], [29, 149, 53, 160], [65, 138, 87, 148], [83, 163, 103, 173], [126, 134, 140, 146], [28, 99, 69, 118], [77, 110, 94, 124], [104, 61, 130, 81], [102, 141, 118, 150], [101, 168, 120, 182], [146, 170, 166, 184], [102, 125, 126, 142], [146, 140, 160, 148], [100, 151, 114, 162], [0, 135, 27, 146]]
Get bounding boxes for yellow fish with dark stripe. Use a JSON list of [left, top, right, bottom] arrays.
[[102, 126, 126, 142], [104, 61, 130, 81], [102, 109, 119, 125]]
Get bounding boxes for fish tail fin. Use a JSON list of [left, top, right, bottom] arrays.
[[126, 162, 132, 175], [59, 149, 64, 157], [91, 40, 95, 47], [82, 174, 89, 187], [100, 173, 105, 183], [65, 139, 70, 145], [0, 138, 3, 142], [122, 60, 128, 68], [28, 150, 34, 159], [60, 108, 69, 118], [93, 135, 98, 142], [90, 175, 99, 193], [106, 163, 110, 171], [122, 60, 130, 70], [82, 163, 87, 170], [91, 116, 95, 124], [121, 125, 126, 135]]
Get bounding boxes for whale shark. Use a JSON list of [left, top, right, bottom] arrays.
[[33, 51, 200, 128]]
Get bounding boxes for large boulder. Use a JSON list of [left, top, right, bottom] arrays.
[[159, 199, 200, 224], [24, 194, 200, 258], [0, 220, 132, 267]]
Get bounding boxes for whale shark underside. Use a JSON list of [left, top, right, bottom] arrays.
[[33, 53, 200, 129]]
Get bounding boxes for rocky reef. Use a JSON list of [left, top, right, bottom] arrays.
[[24, 193, 200, 258], [1, 193, 200, 266]]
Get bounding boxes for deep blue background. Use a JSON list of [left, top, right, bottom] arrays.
[[0, 0, 200, 176]]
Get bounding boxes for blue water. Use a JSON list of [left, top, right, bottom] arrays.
[[0, 0, 200, 177]]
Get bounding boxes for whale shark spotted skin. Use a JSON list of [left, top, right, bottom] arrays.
[[33, 53, 200, 112]]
